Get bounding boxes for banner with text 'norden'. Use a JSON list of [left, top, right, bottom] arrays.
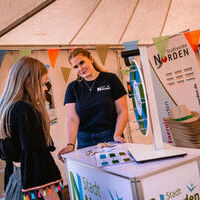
[[147, 30, 200, 144]]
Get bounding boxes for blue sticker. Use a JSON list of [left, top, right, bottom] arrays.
[[102, 161, 109, 166], [100, 154, 106, 159]]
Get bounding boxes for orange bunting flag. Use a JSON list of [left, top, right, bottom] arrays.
[[184, 30, 200, 54], [61, 67, 71, 83], [48, 49, 60, 68]]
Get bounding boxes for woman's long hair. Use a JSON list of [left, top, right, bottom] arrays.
[[0, 57, 51, 145], [68, 48, 103, 79]]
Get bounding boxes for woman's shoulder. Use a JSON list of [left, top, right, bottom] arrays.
[[67, 79, 83, 89], [12, 101, 33, 110], [10, 101, 35, 116], [100, 71, 119, 79], [7, 101, 36, 125], [68, 79, 78, 86]]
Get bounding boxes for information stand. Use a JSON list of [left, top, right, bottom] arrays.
[[63, 144, 200, 200], [63, 30, 200, 199]]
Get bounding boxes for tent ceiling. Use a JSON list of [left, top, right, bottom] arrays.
[[162, 0, 200, 36], [0, 0, 200, 45], [121, 0, 170, 44], [0, 0, 47, 31]]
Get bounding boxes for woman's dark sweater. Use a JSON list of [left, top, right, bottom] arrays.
[[0, 101, 62, 193]]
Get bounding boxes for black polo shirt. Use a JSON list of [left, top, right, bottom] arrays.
[[64, 72, 127, 133]]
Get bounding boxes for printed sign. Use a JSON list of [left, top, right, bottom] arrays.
[[142, 160, 200, 200], [147, 31, 200, 144], [67, 160, 134, 200]]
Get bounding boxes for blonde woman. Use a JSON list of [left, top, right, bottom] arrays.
[[0, 57, 62, 200], [58, 48, 128, 158]]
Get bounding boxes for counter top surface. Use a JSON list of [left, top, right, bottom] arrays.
[[62, 143, 200, 180]]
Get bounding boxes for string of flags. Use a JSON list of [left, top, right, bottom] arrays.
[[0, 45, 111, 68], [0, 29, 200, 70], [120, 30, 200, 75], [0, 45, 111, 83], [1, 29, 200, 81]]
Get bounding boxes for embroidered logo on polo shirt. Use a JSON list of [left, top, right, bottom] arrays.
[[97, 85, 111, 92]]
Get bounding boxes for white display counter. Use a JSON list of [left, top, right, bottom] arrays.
[[62, 144, 200, 200]]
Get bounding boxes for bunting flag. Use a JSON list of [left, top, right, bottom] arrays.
[[123, 40, 138, 62], [19, 49, 32, 57], [184, 30, 200, 54], [95, 45, 109, 65], [123, 40, 138, 51], [0, 50, 6, 67], [45, 64, 50, 70], [152, 36, 169, 59], [61, 67, 71, 83], [15, 49, 32, 63], [48, 49, 60, 68]]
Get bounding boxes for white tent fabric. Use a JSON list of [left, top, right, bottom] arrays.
[[0, 0, 46, 31], [0, 0, 200, 45]]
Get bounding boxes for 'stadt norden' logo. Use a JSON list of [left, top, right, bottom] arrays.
[[150, 184, 200, 200], [69, 171, 123, 200], [150, 188, 181, 200], [153, 44, 189, 68]]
